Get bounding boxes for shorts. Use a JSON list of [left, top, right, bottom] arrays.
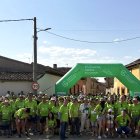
[[91, 121, 97, 127], [28, 115, 38, 123], [132, 116, 139, 126], [56, 119, 60, 128], [106, 123, 114, 129], [40, 116, 47, 124], [97, 115, 105, 122]]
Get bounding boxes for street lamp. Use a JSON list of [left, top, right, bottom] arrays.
[[33, 17, 51, 94]]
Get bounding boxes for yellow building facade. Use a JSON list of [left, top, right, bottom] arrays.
[[113, 59, 140, 95]]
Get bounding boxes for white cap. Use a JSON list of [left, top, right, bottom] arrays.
[[108, 109, 113, 112], [50, 97, 56, 101]]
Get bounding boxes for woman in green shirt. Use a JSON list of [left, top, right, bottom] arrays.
[[14, 108, 30, 137]]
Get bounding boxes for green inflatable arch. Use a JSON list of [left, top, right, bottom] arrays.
[[55, 63, 140, 96]]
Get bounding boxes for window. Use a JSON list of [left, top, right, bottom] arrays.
[[121, 87, 125, 94], [117, 87, 120, 94]]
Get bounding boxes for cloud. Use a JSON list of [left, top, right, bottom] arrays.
[[37, 45, 120, 67], [42, 40, 51, 45], [113, 38, 124, 43], [123, 56, 133, 59], [15, 45, 136, 68]]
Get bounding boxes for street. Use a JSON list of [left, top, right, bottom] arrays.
[[0, 134, 140, 140]]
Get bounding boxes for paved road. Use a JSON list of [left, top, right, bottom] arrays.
[[0, 134, 139, 140]]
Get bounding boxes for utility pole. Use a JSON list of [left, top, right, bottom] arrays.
[[33, 17, 37, 94]]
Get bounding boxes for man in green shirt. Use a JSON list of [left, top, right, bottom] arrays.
[[129, 97, 140, 136], [59, 97, 69, 140], [115, 109, 131, 138], [24, 92, 37, 134], [37, 96, 49, 134], [114, 95, 128, 116], [15, 95, 25, 110], [69, 98, 80, 136], [0, 100, 13, 137]]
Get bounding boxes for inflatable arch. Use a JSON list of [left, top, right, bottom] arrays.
[[55, 63, 140, 96]]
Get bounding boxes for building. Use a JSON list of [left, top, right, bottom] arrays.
[[0, 56, 63, 95], [104, 77, 114, 94], [0, 57, 108, 96], [113, 59, 140, 95]]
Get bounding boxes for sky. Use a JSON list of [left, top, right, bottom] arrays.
[[0, 0, 140, 70]]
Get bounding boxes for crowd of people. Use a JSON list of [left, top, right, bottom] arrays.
[[0, 91, 140, 139]]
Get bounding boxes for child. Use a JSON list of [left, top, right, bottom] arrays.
[[106, 109, 114, 137], [46, 112, 56, 137]]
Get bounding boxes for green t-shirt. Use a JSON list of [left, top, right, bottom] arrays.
[[37, 102, 49, 117], [138, 119, 140, 126], [114, 101, 128, 115], [48, 119, 56, 128], [67, 102, 72, 109], [94, 104, 106, 116], [89, 106, 97, 122], [0, 105, 12, 120], [129, 103, 140, 116], [10, 100, 16, 113], [14, 108, 29, 119], [49, 101, 54, 110], [69, 103, 79, 118], [105, 103, 114, 112], [59, 105, 68, 122], [116, 114, 130, 126], [15, 99, 25, 110], [51, 105, 59, 118], [25, 99, 37, 116]]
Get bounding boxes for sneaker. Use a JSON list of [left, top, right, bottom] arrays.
[[103, 134, 107, 138], [98, 135, 101, 139], [124, 135, 128, 139], [18, 134, 21, 138], [25, 132, 29, 137], [118, 135, 121, 138]]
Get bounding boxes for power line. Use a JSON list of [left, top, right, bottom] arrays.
[[46, 31, 140, 44], [0, 18, 33, 22], [52, 29, 140, 32]]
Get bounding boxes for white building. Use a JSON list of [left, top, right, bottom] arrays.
[[0, 56, 63, 95], [37, 73, 63, 96]]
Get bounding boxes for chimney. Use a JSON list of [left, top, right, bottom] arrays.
[[53, 64, 57, 69]]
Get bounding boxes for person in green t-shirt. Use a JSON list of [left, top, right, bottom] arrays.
[[59, 97, 69, 140], [89, 98, 98, 137], [114, 95, 128, 116], [94, 98, 107, 139], [46, 112, 56, 136], [58, 97, 64, 107], [115, 109, 131, 138], [37, 96, 49, 135], [24, 92, 37, 134], [0, 100, 12, 121], [69, 98, 80, 136], [15, 95, 25, 110], [129, 97, 140, 136], [14, 107, 30, 137]]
